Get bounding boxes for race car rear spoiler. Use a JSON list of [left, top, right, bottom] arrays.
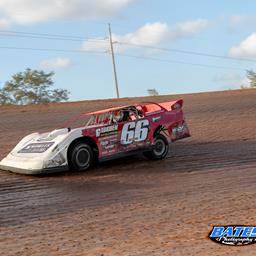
[[141, 100, 183, 113], [159, 99, 183, 111]]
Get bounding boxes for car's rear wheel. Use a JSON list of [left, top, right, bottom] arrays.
[[68, 142, 93, 171], [143, 134, 169, 160]]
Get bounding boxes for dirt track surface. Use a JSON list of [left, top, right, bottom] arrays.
[[0, 89, 256, 256]]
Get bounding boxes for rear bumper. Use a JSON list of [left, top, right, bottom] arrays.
[[171, 121, 191, 141]]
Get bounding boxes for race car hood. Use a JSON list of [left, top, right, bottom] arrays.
[[0, 128, 74, 174]]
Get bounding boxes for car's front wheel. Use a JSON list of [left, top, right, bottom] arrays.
[[68, 142, 93, 171], [143, 134, 169, 160]]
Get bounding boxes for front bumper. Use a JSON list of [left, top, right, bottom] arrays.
[[0, 155, 68, 175], [0, 163, 68, 175]]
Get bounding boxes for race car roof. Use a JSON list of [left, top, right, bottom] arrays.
[[81, 104, 135, 116], [80, 100, 183, 116]]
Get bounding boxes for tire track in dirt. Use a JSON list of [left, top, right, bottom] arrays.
[[0, 89, 256, 255]]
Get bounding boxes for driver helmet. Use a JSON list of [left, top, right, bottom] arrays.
[[113, 110, 124, 122]]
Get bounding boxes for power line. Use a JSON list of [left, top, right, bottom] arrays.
[[0, 46, 107, 55], [0, 29, 107, 41], [1, 29, 255, 65], [116, 42, 256, 63], [116, 53, 247, 71], [0, 33, 106, 43], [1, 29, 255, 64], [0, 30, 98, 39], [0, 45, 248, 71], [0, 33, 107, 42]]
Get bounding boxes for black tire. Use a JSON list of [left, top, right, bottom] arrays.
[[143, 134, 169, 160], [68, 142, 93, 171]]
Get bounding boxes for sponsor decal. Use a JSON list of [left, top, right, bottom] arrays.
[[208, 226, 256, 246], [44, 152, 66, 168], [18, 142, 54, 153], [105, 145, 115, 150], [100, 141, 109, 146], [96, 125, 118, 137], [172, 123, 189, 139], [100, 140, 115, 150], [172, 124, 185, 134], [102, 149, 116, 155], [152, 116, 161, 122]]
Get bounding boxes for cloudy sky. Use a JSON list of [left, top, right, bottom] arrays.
[[0, 0, 256, 100]]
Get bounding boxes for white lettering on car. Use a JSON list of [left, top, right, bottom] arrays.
[[121, 120, 149, 145], [96, 125, 118, 137]]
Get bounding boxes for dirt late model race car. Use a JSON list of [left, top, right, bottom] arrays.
[[0, 100, 190, 175]]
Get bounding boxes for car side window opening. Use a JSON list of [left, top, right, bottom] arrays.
[[86, 113, 112, 126], [86, 106, 145, 127], [128, 110, 136, 121], [86, 115, 96, 126], [112, 110, 125, 123], [112, 108, 140, 123], [100, 112, 111, 125], [136, 106, 144, 118]]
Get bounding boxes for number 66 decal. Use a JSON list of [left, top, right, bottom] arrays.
[[121, 120, 149, 145]]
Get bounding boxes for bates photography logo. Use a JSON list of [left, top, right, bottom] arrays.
[[209, 226, 256, 246]]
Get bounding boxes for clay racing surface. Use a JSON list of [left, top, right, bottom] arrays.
[[0, 89, 256, 255]]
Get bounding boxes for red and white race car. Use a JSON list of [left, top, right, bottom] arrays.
[[0, 100, 190, 175]]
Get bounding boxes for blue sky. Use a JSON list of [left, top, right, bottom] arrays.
[[0, 0, 256, 101]]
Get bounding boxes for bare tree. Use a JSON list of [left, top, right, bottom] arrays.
[[147, 88, 159, 96]]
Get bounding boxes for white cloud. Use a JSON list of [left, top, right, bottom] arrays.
[[0, 18, 10, 28], [40, 57, 71, 70], [229, 15, 256, 27], [117, 22, 170, 46], [82, 39, 110, 52], [0, 0, 135, 25], [229, 33, 256, 58], [170, 19, 208, 39], [82, 19, 208, 52]]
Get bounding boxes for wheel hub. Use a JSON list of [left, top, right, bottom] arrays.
[[76, 148, 90, 167], [154, 139, 166, 156]]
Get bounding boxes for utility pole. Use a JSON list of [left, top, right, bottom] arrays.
[[108, 23, 120, 99]]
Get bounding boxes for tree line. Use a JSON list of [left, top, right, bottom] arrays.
[[0, 68, 69, 105], [0, 68, 256, 105]]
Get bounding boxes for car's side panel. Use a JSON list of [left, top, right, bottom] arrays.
[[116, 119, 151, 153], [82, 104, 190, 161], [146, 108, 190, 141]]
